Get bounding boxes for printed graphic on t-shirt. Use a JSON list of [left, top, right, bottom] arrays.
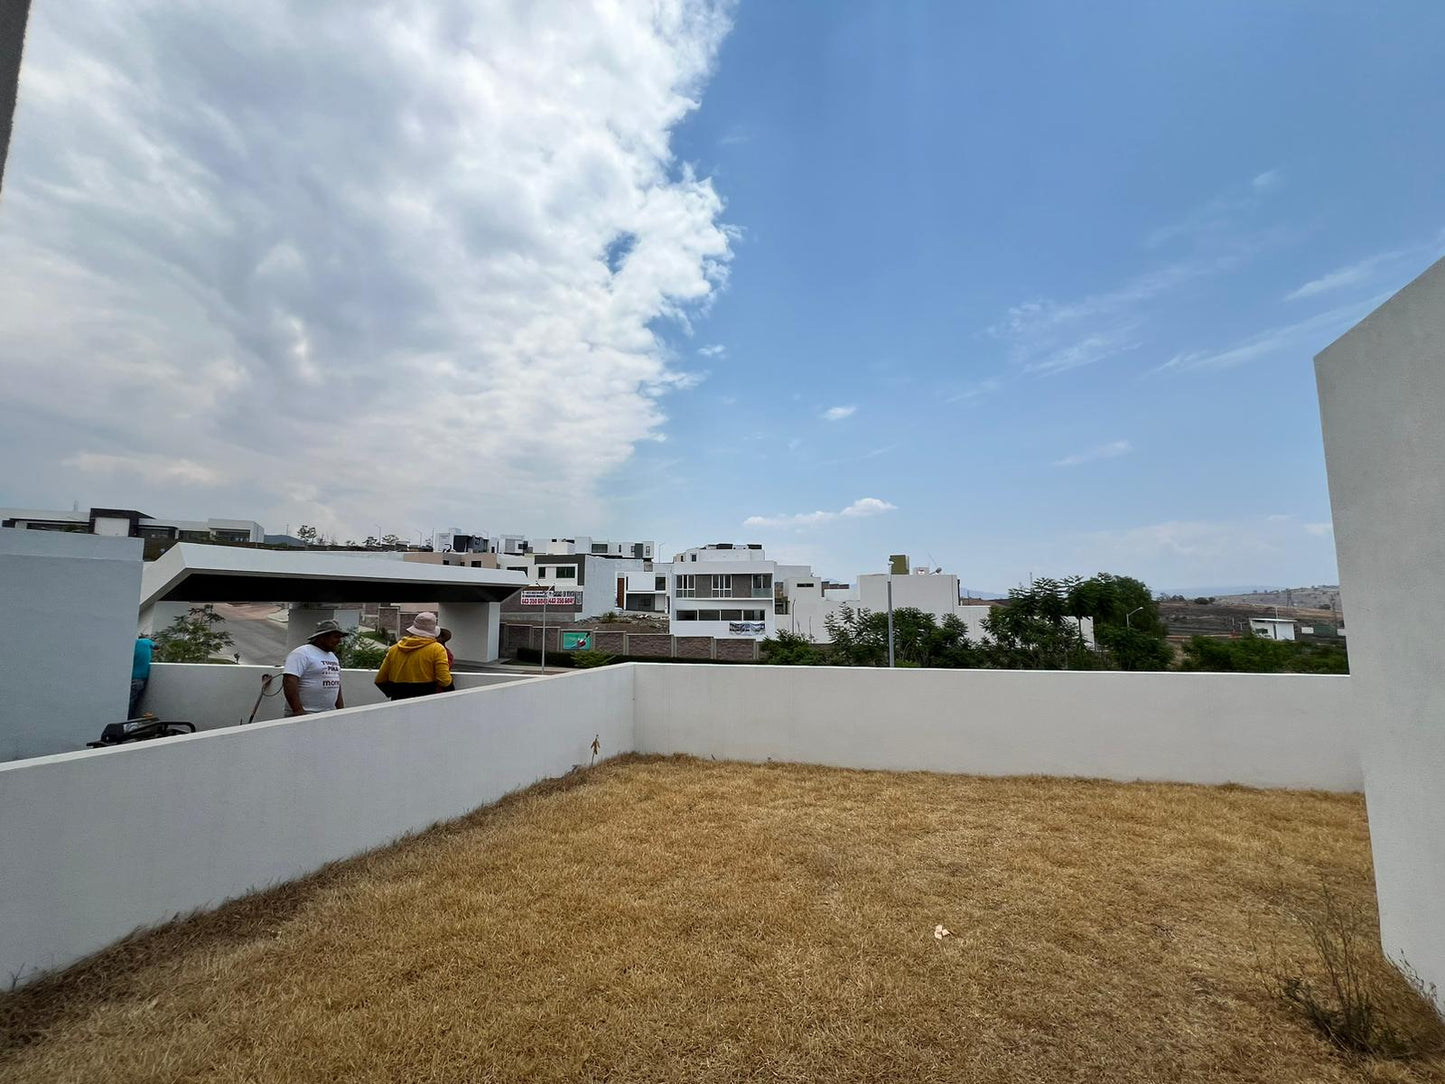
[[284, 644, 342, 713]]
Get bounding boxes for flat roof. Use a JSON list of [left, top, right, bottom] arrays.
[[140, 544, 528, 608]]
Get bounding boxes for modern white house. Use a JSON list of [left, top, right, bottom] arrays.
[[1248, 617, 1297, 641], [1, 505, 265, 544], [434, 528, 654, 562], [667, 543, 788, 639]]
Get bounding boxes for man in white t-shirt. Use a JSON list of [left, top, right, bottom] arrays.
[[282, 619, 346, 716]]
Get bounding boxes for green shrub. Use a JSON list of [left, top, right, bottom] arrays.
[[571, 650, 617, 669], [337, 633, 388, 669]]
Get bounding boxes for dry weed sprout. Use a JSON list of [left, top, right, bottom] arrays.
[[1262, 878, 1445, 1061]]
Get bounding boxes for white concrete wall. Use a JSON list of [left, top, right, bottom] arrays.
[[142, 663, 528, 732], [0, 665, 635, 983], [634, 664, 1361, 791], [0, 529, 143, 761], [1316, 254, 1445, 1002], [859, 573, 960, 622]]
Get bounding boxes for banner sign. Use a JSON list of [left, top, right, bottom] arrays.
[[729, 622, 766, 635], [519, 591, 579, 606], [561, 631, 593, 651]]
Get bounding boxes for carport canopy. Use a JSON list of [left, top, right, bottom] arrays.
[[140, 544, 528, 608]]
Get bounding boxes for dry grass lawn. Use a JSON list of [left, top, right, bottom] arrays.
[[2, 755, 1442, 1083]]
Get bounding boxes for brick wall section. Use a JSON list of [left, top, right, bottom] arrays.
[[675, 636, 714, 660], [626, 634, 674, 658], [592, 630, 627, 654], [364, 605, 402, 637], [501, 624, 531, 653], [715, 638, 759, 662]]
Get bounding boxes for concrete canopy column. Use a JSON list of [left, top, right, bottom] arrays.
[[286, 604, 359, 651], [437, 602, 499, 664]]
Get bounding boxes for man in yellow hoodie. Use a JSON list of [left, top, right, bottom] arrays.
[[375, 611, 453, 700]]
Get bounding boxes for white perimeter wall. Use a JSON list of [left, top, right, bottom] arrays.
[[0, 666, 635, 983], [634, 665, 1361, 790], [0, 529, 142, 762], [1316, 254, 1445, 1001], [142, 663, 530, 732]]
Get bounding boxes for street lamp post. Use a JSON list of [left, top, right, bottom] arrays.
[[1125, 606, 1144, 630], [886, 571, 896, 668]]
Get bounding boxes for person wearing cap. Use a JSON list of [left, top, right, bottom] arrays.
[[282, 619, 346, 716], [374, 611, 453, 700]]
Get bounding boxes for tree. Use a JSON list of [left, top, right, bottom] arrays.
[[154, 605, 235, 663], [296, 524, 318, 545], [823, 605, 984, 669], [1095, 624, 1175, 671], [381, 533, 403, 549], [982, 579, 1100, 670], [1180, 633, 1348, 674], [363, 535, 380, 548], [336, 631, 388, 669], [760, 629, 825, 666], [1065, 573, 1164, 637], [1064, 573, 1172, 670]]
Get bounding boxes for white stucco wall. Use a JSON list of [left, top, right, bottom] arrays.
[[858, 573, 959, 622], [0, 529, 143, 761], [634, 664, 1360, 790], [0, 666, 635, 983], [1315, 254, 1445, 1002], [141, 663, 529, 731]]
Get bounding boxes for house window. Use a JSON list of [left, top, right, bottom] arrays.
[[721, 609, 742, 621], [712, 575, 733, 598], [537, 567, 549, 578], [655, 576, 667, 591], [676, 575, 695, 598], [592, 543, 608, 553], [751, 574, 771, 594], [743, 609, 765, 621], [555, 566, 576, 579], [698, 610, 721, 622], [677, 610, 697, 621]]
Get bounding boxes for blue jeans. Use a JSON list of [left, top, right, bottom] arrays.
[[129, 678, 147, 718]]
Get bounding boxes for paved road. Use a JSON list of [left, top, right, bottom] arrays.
[[215, 603, 289, 666]]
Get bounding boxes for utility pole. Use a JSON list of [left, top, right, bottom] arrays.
[[886, 573, 895, 668], [540, 591, 548, 675]]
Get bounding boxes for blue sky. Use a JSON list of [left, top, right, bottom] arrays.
[[616, 1, 1445, 589], [2, 1, 1442, 592]]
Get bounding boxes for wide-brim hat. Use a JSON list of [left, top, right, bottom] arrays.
[[308, 619, 345, 641], [407, 611, 440, 639]]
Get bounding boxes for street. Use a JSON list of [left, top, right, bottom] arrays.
[[214, 603, 289, 666]]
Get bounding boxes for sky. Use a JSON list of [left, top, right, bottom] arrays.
[[2, 1, 1442, 593]]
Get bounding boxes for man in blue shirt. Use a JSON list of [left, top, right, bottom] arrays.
[[131, 634, 157, 718]]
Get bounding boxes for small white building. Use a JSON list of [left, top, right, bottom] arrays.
[[1249, 617, 1297, 641]]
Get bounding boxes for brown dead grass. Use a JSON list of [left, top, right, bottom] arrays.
[[1, 755, 1441, 1084]]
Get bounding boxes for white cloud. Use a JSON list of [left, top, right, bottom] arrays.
[[944, 376, 1003, 403], [1054, 439, 1133, 468], [1303, 522, 1334, 537], [62, 452, 224, 487], [1156, 296, 1385, 374], [991, 260, 1227, 376], [697, 344, 727, 357], [0, 0, 736, 535], [743, 496, 896, 529], [1252, 169, 1283, 192], [1282, 238, 1445, 302], [822, 405, 856, 422]]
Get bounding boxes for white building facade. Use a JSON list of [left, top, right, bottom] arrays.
[[668, 544, 781, 639]]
